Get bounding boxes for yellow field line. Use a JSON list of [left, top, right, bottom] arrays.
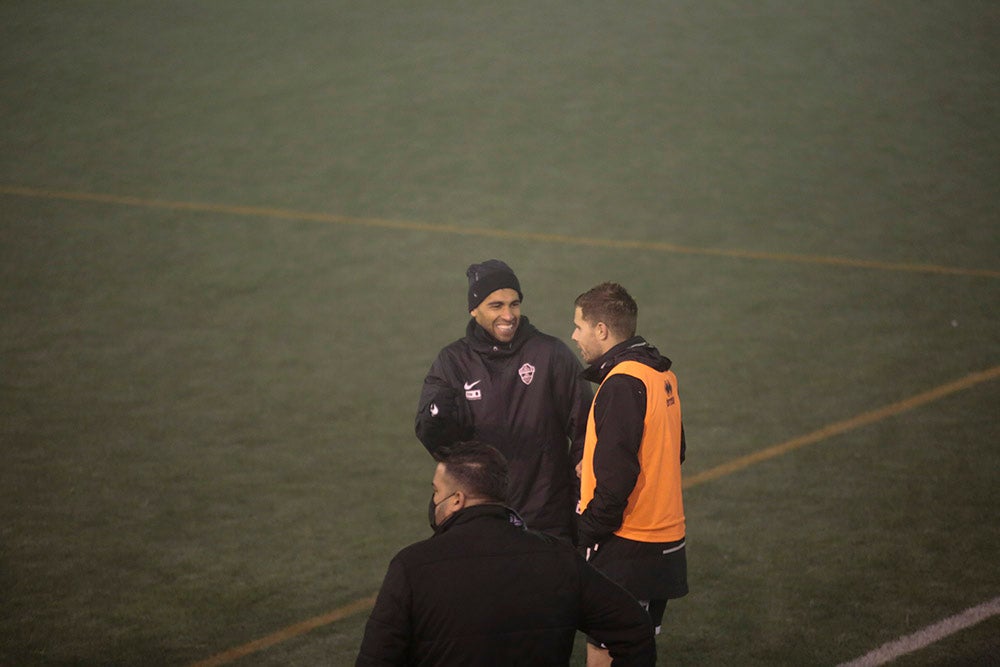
[[3, 184, 997, 278], [188, 594, 378, 667], [187, 365, 1000, 665], [683, 364, 1000, 488]]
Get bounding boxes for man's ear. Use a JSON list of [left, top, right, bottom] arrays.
[[596, 321, 610, 341]]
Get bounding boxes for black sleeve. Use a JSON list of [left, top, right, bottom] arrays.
[[576, 554, 656, 666], [680, 422, 686, 464], [576, 374, 646, 547], [355, 556, 412, 666], [414, 354, 473, 455], [551, 343, 593, 467]]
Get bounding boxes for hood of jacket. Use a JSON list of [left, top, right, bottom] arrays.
[[582, 335, 672, 384], [465, 315, 539, 358]]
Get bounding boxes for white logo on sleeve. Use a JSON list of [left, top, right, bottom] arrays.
[[429, 403, 439, 416], [519, 363, 536, 385]]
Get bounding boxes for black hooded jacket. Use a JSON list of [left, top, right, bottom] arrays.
[[356, 504, 656, 666], [415, 317, 592, 540]]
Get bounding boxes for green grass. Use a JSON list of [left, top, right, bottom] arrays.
[[2, 2, 998, 665]]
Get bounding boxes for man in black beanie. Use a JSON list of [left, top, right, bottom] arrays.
[[415, 260, 593, 541]]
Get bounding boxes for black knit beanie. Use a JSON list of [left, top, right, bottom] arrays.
[[466, 260, 522, 311]]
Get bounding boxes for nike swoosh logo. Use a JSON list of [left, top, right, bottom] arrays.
[[464, 380, 481, 390]]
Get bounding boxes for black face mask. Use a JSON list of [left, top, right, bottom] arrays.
[[428, 492, 457, 533]]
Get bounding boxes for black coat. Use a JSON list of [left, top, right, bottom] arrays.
[[415, 318, 592, 539], [356, 505, 656, 666]]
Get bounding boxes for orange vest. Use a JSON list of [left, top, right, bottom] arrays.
[[579, 360, 685, 543]]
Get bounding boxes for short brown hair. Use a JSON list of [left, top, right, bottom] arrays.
[[575, 282, 638, 339]]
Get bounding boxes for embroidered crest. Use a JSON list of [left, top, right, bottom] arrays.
[[518, 363, 536, 386]]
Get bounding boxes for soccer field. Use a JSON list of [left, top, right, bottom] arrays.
[[2, 2, 998, 665]]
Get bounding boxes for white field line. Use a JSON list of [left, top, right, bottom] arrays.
[[838, 596, 1000, 666]]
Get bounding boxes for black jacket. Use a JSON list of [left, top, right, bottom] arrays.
[[415, 318, 592, 539], [355, 505, 656, 666]]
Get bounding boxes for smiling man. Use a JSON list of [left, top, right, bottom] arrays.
[[415, 260, 593, 541]]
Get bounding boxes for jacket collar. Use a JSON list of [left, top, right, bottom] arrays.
[[465, 316, 537, 357], [435, 503, 526, 534], [582, 335, 672, 383]]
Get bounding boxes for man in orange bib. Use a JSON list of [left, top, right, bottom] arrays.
[[571, 282, 689, 666]]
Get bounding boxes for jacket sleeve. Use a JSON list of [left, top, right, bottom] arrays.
[[680, 423, 686, 464], [553, 343, 594, 467], [576, 374, 646, 547], [576, 554, 656, 666], [414, 352, 474, 455], [355, 556, 412, 666]]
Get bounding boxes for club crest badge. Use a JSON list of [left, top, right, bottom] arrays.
[[518, 363, 536, 386]]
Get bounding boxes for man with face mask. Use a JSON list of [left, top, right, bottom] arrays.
[[415, 260, 593, 542], [356, 441, 656, 666]]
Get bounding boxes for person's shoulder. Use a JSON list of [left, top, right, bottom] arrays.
[[393, 535, 431, 558], [597, 370, 646, 396], [390, 533, 447, 569], [524, 328, 577, 356], [526, 327, 558, 343], [436, 334, 475, 358]]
